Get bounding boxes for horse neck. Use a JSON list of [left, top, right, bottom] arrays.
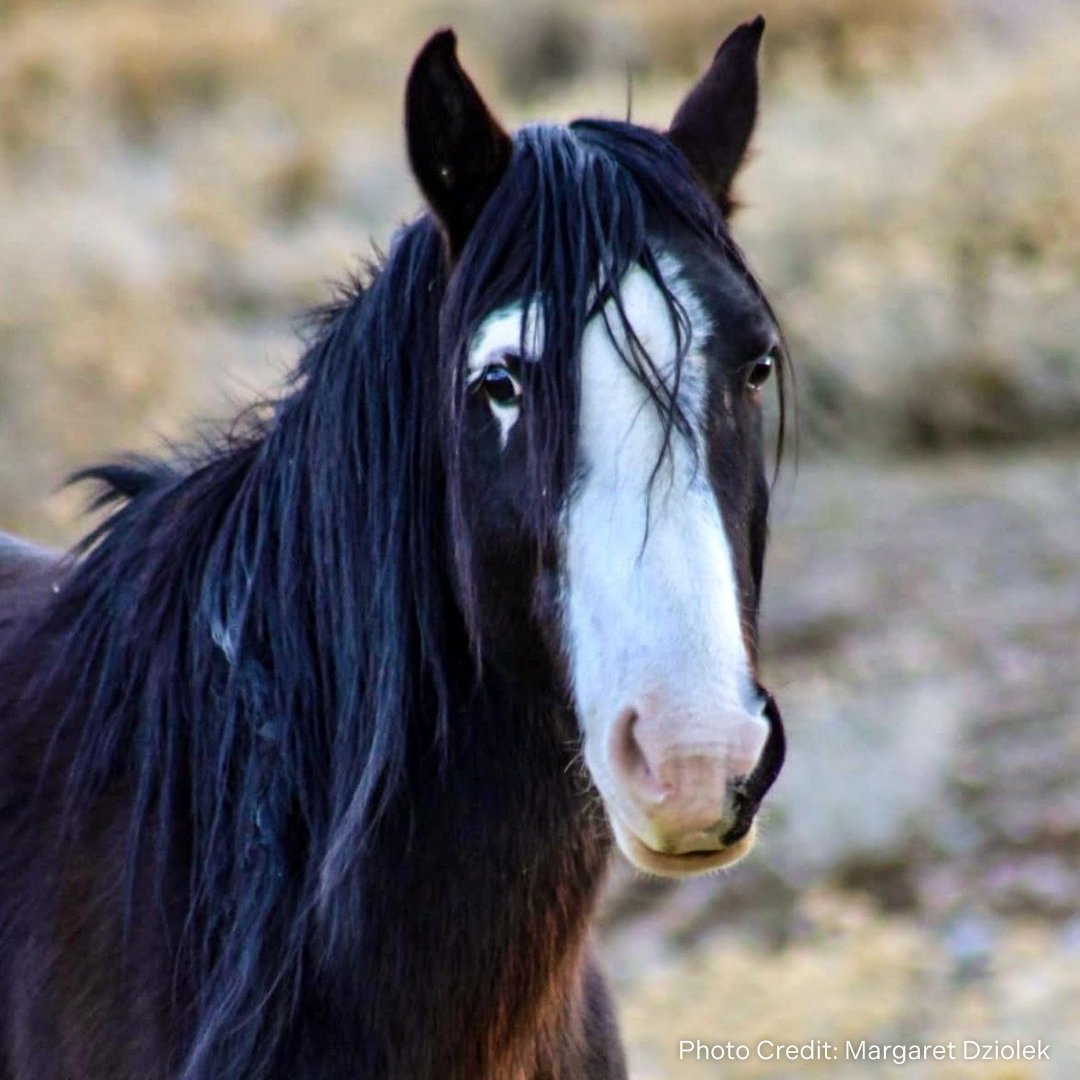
[[29, 441, 613, 1079], [304, 678, 613, 1078], [171, 407, 613, 1074]]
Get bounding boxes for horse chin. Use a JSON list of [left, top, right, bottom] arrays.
[[609, 814, 758, 878]]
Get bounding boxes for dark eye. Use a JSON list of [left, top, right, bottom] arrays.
[[481, 362, 522, 407], [745, 351, 775, 392]]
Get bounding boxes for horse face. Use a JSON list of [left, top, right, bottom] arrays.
[[459, 236, 784, 875], [407, 19, 785, 877]]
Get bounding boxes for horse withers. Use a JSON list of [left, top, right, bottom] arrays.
[[0, 17, 787, 1080]]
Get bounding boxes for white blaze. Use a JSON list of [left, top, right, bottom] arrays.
[[562, 258, 765, 805]]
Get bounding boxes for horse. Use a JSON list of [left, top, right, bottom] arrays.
[[0, 17, 788, 1080]]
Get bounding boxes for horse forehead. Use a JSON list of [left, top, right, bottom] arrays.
[[466, 251, 711, 372], [577, 260, 713, 465], [600, 253, 710, 369]]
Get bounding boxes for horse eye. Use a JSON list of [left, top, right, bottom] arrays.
[[481, 363, 522, 407], [746, 352, 775, 392]]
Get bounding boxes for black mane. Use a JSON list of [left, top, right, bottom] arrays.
[[10, 120, 773, 1080]]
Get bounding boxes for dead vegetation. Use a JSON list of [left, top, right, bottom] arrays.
[[2, 0, 1076, 540]]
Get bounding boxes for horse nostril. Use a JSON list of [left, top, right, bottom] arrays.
[[609, 707, 663, 800]]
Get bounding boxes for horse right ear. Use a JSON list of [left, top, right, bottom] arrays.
[[665, 15, 765, 217], [406, 30, 513, 261]]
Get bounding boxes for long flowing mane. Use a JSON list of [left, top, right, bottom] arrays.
[[2, 119, 781, 1080]]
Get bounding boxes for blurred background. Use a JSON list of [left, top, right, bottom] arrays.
[[0, 0, 1077, 1075]]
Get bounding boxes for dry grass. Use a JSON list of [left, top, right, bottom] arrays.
[[603, 0, 951, 81], [0, 271, 192, 539], [1, 0, 1075, 532], [0, 2, 1075, 522], [735, 10, 1080, 452], [618, 889, 1080, 1079]]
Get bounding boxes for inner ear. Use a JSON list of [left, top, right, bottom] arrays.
[[405, 29, 513, 260], [665, 15, 765, 217]]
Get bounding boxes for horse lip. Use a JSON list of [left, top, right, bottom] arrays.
[[609, 813, 758, 877]]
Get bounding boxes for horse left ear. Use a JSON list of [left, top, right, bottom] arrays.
[[666, 15, 765, 217], [405, 29, 513, 261]]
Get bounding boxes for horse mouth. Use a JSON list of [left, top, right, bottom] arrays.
[[610, 814, 758, 878]]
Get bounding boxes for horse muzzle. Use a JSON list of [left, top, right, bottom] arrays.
[[600, 690, 786, 876]]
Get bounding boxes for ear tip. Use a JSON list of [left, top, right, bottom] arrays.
[[406, 28, 461, 112], [714, 14, 766, 61], [431, 26, 458, 50], [414, 27, 459, 69]]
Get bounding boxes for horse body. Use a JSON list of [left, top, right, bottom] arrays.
[[0, 689, 621, 1080], [0, 19, 787, 1080], [0, 491, 618, 1080]]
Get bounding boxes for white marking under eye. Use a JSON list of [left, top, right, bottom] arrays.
[[467, 305, 544, 450]]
